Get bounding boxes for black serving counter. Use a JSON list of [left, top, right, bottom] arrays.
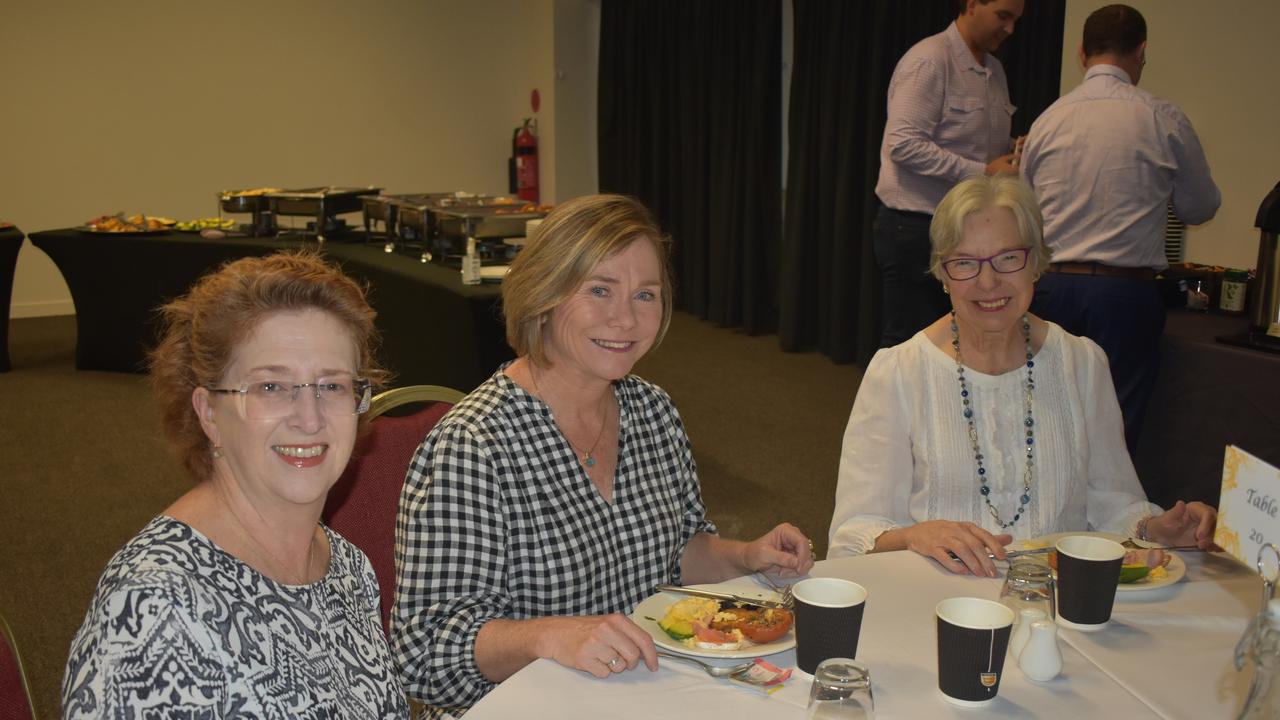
[[28, 229, 512, 392], [1136, 310, 1280, 509], [1, 225, 24, 372]]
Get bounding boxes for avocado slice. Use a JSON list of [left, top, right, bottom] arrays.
[[1118, 563, 1152, 583], [658, 617, 694, 640]]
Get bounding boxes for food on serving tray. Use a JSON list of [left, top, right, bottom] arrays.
[[224, 187, 282, 197], [657, 597, 793, 650], [493, 203, 555, 215], [86, 213, 172, 232], [175, 217, 236, 231]]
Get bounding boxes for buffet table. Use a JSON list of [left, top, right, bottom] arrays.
[[0, 225, 24, 372], [1136, 310, 1280, 509], [467, 550, 1258, 719], [27, 229, 512, 392]]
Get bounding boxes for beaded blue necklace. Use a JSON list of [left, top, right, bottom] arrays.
[[951, 311, 1035, 529]]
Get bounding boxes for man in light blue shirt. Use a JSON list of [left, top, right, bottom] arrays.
[[1022, 4, 1220, 456], [874, 0, 1024, 348]]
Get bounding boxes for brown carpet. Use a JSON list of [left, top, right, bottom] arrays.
[[0, 311, 862, 718]]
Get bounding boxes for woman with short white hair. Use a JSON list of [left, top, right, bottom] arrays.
[[828, 175, 1216, 576]]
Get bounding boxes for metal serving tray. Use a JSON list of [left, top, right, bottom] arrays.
[[432, 205, 548, 239], [266, 186, 383, 242], [267, 187, 381, 217]]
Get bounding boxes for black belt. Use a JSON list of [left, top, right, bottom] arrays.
[[1045, 262, 1156, 281]]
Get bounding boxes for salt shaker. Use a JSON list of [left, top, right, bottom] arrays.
[[1009, 608, 1046, 659], [1019, 620, 1063, 682]]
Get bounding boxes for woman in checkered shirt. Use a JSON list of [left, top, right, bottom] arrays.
[[393, 194, 815, 717]]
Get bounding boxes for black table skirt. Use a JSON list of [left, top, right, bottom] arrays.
[[1, 226, 25, 372], [28, 229, 512, 392], [1135, 310, 1280, 509]]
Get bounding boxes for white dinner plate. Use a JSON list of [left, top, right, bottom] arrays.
[[630, 587, 795, 659], [1020, 531, 1187, 593]]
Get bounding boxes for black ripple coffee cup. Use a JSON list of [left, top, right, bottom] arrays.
[[935, 597, 1015, 707], [792, 577, 868, 674], [1054, 535, 1126, 631]]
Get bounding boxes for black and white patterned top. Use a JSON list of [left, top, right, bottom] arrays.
[[62, 516, 409, 719], [392, 369, 716, 717]]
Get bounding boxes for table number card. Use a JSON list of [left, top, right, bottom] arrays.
[[1216, 445, 1280, 566]]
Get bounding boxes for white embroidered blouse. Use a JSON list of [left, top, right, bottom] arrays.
[[829, 323, 1159, 557]]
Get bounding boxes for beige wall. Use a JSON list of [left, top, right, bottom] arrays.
[[10, 2, 1274, 317], [3, 0, 600, 317], [1061, 0, 1280, 270], [553, 0, 601, 201]]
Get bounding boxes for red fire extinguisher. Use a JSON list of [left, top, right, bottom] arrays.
[[510, 118, 539, 204]]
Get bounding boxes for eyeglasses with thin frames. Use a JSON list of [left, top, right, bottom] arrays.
[[207, 377, 373, 419], [941, 247, 1031, 281]]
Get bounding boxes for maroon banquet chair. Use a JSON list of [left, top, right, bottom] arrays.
[[0, 611, 37, 720], [323, 384, 465, 636]]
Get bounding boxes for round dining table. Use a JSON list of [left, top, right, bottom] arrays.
[[465, 547, 1258, 719]]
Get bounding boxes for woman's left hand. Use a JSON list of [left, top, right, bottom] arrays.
[[1146, 500, 1218, 549], [741, 523, 816, 578]]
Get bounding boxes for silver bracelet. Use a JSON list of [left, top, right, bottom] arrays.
[[1136, 516, 1151, 542]]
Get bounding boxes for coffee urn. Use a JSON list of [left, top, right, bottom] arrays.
[[1249, 181, 1280, 337]]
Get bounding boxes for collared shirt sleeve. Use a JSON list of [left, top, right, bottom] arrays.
[[1164, 108, 1220, 225], [884, 56, 989, 184], [393, 422, 509, 714], [828, 349, 913, 557]]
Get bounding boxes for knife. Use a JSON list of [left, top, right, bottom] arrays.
[[945, 546, 1052, 563], [654, 584, 787, 609]]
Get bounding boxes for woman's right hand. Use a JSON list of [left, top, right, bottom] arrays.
[[537, 614, 659, 678], [887, 520, 1012, 577]]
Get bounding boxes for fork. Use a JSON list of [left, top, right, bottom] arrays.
[[755, 572, 795, 608], [1120, 539, 1206, 551], [656, 650, 756, 678]]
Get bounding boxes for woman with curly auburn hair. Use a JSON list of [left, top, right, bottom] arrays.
[[62, 251, 408, 718]]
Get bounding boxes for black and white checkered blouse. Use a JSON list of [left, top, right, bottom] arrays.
[[392, 368, 716, 716]]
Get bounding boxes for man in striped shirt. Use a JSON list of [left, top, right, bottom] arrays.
[[874, 0, 1024, 347]]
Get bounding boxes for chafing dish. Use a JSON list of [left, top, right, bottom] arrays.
[[432, 204, 549, 240], [384, 194, 525, 260], [267, 186, 383, 242], [357, 193, 456, 258], [360, 194, 399, 244], [218, 187, 285, 236]]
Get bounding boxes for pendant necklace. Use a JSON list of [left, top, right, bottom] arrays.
[[951, 311, 1035, 529], [530, 365, 611, 469]]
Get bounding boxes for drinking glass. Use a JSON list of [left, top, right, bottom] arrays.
[[807, 658, 874, 720], [1000, 560, 1055, 620]]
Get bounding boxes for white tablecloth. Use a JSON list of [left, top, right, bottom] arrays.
[[466, 550, 1260, 718]]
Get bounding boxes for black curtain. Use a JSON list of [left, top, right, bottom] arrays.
[[599, 0, 782, 333], [779, 0, 1065, 365]]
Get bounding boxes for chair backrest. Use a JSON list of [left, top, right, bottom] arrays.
[[0, 612, 36, 720], [323, 385, 465, 636]]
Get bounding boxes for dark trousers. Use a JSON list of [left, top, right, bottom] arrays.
[[1031, 272, 1165, 458], [872, 205, 950, 347]]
